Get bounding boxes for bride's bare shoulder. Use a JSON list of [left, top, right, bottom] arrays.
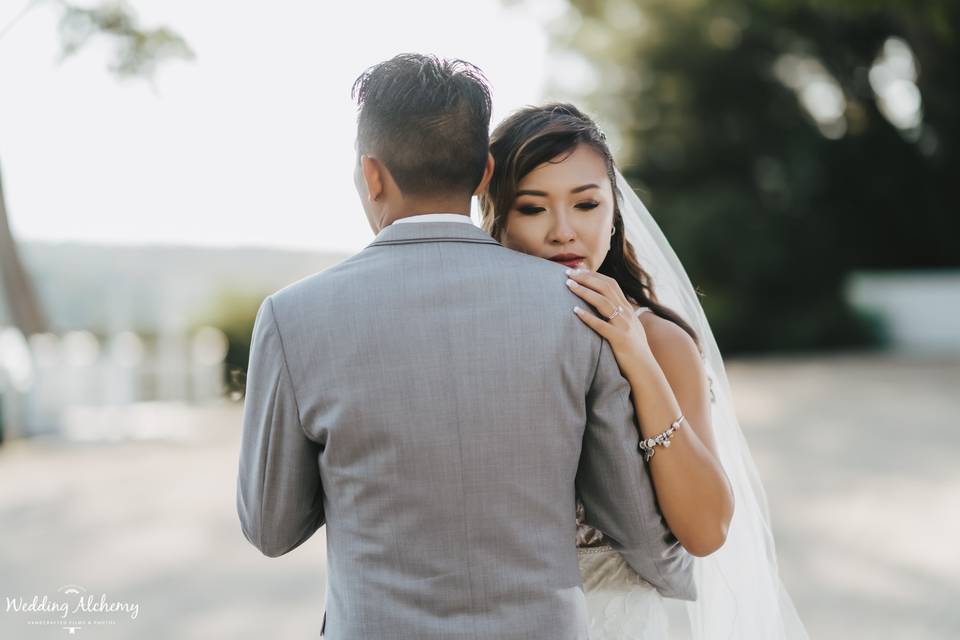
[[634, 307, 704, 376]]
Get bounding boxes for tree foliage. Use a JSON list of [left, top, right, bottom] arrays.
[[550, 0, 957, 352]]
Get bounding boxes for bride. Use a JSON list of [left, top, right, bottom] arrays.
[[478, 103, 809, 640]]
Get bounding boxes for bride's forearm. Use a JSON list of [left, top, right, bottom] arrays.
[[626, 360, 734, 557]]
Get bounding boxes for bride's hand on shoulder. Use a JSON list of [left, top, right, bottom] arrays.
[[565, 268, 653, 379]]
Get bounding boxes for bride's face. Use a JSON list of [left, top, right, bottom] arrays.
[[499, 143, 616, 272]]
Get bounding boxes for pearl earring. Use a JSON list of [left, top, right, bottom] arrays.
[[610, 227, 616, 236]]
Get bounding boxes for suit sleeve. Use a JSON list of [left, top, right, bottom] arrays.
[[576, 338, 697, 600], [236, 295, 325, 557]]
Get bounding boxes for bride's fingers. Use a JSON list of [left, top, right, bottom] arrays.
[[573, 305, 614, 339], [566, 269, 627, 306], [566, 277, 619, 319]]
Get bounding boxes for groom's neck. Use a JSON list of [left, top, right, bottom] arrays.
[[384, 197, 473, 224]]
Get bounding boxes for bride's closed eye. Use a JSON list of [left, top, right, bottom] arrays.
[[516, 201, 600, 215]]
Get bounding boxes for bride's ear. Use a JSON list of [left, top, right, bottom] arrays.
[[473, 152, 495, 196]]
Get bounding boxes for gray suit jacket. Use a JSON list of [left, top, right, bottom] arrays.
[[236, 219, 695, 640]]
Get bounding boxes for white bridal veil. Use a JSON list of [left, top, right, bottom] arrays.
[[614, 167, 809, 639]]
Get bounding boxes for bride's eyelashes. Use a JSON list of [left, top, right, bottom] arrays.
[[516, 201, 601, 215], [517, 205, 544, 215]]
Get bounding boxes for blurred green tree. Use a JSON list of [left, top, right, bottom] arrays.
[[0, 0, 193, 337], [192, 291, 267, 399], [541, 0, 956, 352]]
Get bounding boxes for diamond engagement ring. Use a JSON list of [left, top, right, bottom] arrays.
[[607, 305, 624, 321]]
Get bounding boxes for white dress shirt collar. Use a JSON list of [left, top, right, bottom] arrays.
[[392, 213, 475, 225]]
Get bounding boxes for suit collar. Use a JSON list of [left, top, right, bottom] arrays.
[[366, 220, 502, 249]]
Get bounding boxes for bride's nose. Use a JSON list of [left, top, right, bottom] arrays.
[[547, 213, 576, 244]]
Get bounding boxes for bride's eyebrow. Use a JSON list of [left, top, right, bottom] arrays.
[[516, 183, 600, 197]]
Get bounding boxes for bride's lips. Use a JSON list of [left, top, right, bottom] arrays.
[[548, 254, 585, 269]]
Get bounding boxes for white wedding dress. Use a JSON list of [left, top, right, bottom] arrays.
[[577, 541, 671, 640], [576, 306, 712, 640]]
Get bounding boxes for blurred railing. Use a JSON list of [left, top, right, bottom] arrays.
[[0, 325, 228, 443]]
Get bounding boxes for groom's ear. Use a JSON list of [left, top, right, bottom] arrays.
[[473, 152, 495, 196], [360, 154, 385, 203]]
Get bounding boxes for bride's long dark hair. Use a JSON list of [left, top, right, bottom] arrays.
[[478, 103, 701, 352]]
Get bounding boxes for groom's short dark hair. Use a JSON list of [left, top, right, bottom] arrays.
[[351, 53, 492, 198]]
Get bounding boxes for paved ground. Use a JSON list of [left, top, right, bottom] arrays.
[[1, 352, 957, 639]]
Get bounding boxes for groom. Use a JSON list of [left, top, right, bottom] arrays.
[[236, 53, 695, 639]]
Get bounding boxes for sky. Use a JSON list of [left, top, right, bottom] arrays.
[[0, 0, 573, 253]]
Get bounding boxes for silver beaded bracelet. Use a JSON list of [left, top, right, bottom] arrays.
[[638, 414, 685, 461]]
